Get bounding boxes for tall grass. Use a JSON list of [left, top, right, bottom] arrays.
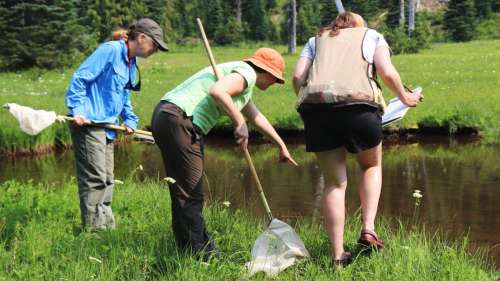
[[0, 180, 498, 280], [0, 40, 499, 153]]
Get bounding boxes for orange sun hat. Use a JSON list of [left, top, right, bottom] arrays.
[[244, 48, 285, 84]]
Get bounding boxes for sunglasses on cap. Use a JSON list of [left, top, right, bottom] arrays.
[[125, 64, 141, 91]]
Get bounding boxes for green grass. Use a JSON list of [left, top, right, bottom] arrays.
[[0, 180, 497, 280], [0, 40, 499, 153]]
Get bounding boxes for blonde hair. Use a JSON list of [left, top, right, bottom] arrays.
[[318, 12, 366, 37], [110, 29, 128, 41], [351, 13, 365, 28]]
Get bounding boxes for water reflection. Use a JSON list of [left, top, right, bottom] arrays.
[[0, 140, 499, 267]]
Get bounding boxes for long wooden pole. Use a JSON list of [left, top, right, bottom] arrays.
[[60, 116, 152, 136]]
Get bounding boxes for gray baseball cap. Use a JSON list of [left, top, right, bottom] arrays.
[[130, 18, 168, 51]]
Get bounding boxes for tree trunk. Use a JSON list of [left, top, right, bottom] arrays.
[[335, 0, 345, 13], [288, 0, 297, 54], [408, 0, 415, 36], [399, 0, 405, 26], [236, 0, 242, 24]]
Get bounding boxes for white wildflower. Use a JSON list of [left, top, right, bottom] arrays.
[[114, 179, 124, 185], [222, 201, 231, 207], [412, 189, 423, 199], [164, 177, 176, 184]]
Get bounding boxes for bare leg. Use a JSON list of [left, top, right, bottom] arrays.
[[356, 143, 382, 232], [315, 148, 348, 260]]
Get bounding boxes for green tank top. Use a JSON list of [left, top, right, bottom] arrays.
[[161, 61, 257, 134]]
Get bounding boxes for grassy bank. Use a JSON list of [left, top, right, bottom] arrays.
[[0, 180, 498, 280], [0, 40, 499, 153]]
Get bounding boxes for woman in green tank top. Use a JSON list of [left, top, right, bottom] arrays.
[[150, 48, 297, 259]]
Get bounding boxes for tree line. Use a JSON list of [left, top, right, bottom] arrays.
[[0, 0, 498, 69]]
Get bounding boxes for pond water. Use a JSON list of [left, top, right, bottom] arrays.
[[1, 137, 499, 268]]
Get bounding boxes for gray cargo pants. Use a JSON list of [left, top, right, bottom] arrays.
[[70, 124, 115, 230]]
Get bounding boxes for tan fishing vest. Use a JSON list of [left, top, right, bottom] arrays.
[[296, 27, 386, 112]]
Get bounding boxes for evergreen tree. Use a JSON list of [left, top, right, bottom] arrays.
[[172, 0, 197, 39], [88, 0, 117, 41], [86, 0, 148, 42], [139, 0, 179, 44], [385, 0, 404, 28], [243, 0, 273, 41], [150, 0, 176, 43], [75, 0, 101, 50], [320, 0, 337, 26], [494, 0, 500, 12], [410, 13, 432, 50], [266, 0, 278, 10], [377, 0, 392, 10], [342, 0, 381, 20], [205, 0, 224, 38], [349, 0, 380, 19], [0, 0, 87, 69], [142, 0, 166, 24], [119, 0, 148, 24], [280, 2, 290, 43], [204, 0, 239, 44], [214, 16, 244, 45], [444, 0, 477, 41], [474, 0, 493, 18], [296, 0, 321, 43]]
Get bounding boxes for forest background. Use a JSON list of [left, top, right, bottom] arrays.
[[0, 0, 498, 70]]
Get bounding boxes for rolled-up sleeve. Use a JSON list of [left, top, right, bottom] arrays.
[[65, 44, 114, 116]]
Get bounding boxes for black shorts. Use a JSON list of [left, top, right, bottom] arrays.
[[299, 104, 382, 153]]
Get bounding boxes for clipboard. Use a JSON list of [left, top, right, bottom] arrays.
[[381, 86, 422, 127]]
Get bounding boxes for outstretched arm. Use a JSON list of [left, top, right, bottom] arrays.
[[242, 101, 298, 166]]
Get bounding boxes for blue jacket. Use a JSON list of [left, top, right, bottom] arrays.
[[65, 40, 139, 139]]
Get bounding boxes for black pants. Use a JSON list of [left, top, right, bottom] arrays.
[[150, 101, 215, 255]]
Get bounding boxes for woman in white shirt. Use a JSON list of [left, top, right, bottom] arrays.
[[292, 12, 422, 269]]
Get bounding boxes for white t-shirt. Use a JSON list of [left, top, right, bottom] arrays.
[[300, 29, 389, 64]]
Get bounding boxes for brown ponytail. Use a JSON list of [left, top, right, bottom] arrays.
[[110, 29, 128, 41], [317, 12, 365, 37], [126, 23, 141, 42]]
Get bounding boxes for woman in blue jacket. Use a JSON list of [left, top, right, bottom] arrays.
[[65, 18, 168, 230]]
